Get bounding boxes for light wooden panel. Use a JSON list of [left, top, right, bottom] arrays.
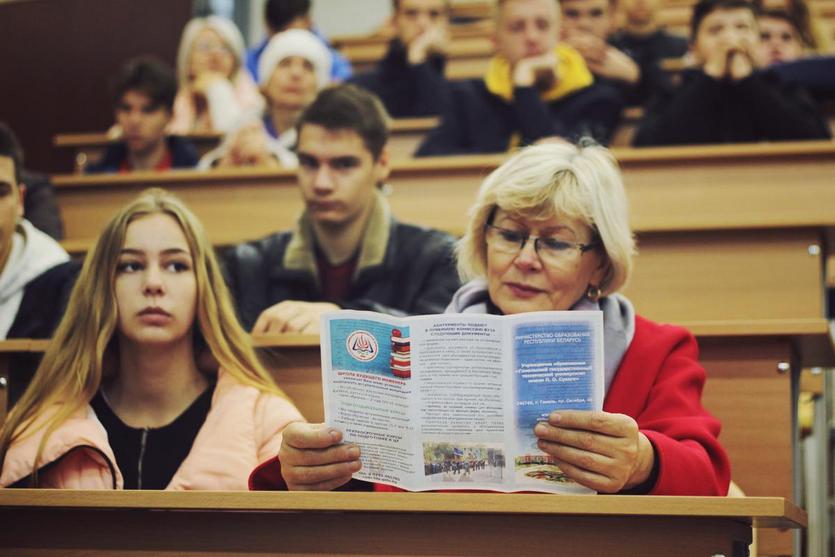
[[624, 228, 824, 323], [0, 491, 805, 557], [53, 142, 835, 244]]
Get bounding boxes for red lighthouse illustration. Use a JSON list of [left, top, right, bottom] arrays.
[[390, 328, 411, 379]]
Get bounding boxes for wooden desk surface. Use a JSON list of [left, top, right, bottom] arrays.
[[52, 141, 835, 249], [0, 489, 806, 530]]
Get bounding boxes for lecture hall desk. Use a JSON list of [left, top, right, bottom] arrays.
[[0, 490, 806, 557], [1, 322, 831, 556], [52, 141, 835, 326], [53, 117, 439, 167]]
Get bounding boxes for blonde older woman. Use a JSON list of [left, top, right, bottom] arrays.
[[169, 16, 264, 135], [274, 142, 730, 496]]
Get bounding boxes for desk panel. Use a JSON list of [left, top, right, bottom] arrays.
[[0, 491, 805, 557]]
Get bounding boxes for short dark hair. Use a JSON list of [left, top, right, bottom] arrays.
[[111, 57, 177, 112], [690, 0, 755, 39], [759, 6, 815, 47], [0, 122, 23, 184], [265, 0, 311, 33], [297, 84, 390, 161]]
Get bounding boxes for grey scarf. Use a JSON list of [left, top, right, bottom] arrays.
[[445, 279, 635, 394]]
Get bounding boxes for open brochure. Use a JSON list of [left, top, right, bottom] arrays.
[[320, 310, 604, 494]]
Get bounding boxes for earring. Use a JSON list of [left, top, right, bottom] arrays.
[[586, 284, 601, 302]]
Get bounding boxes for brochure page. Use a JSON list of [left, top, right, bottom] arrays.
[[321, 310, 604, 493]]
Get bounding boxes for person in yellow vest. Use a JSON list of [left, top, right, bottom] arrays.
[[416, 0, 624, 156]]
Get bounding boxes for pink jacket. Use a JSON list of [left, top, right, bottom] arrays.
[[0, 369, 303, 489], [168, 73, 264, 135]]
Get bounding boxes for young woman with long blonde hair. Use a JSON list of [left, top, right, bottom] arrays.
[[0, 188, 303, 489]]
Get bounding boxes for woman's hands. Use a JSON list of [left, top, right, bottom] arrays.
[[279, 422, 362, 490], [534, 410, 655, 493]]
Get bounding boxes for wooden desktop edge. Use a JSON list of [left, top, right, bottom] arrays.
[[54, 122, 435, 149], [0, 490, 807, 529], [1, 318, 830, 354], [51, 140, 835, 186]]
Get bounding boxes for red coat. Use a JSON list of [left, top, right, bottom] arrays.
[[251, 315, 730, 496]]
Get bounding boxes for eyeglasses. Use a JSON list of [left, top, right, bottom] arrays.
[[485, 224, 598, 266], [193, 40, 230, 54]]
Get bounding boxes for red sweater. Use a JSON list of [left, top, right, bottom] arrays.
[[251, 315, 731, 496]]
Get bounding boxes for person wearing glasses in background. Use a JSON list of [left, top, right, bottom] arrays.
[[169, 16, 264, 135], [274, 141, 731, 496]]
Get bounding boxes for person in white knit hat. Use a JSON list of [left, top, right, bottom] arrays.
[[200, 28, 332, 170], [258, 28, 332, 151]]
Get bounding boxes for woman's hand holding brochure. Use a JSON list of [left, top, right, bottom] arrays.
[[534, 410, 655, 493], [279, 422, 361, 491]]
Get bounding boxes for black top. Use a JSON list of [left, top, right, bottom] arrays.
[[416, 79, 624, 155], [224, 218, 461, 330], [633, 69, 832, 146], [348, 39, 449, 118], [608, 29, 689, 106], [90, 383, 215, 489], [21, 169, 64, 240]]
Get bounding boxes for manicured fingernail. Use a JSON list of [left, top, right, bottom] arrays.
[[328, 429, 340, 442]]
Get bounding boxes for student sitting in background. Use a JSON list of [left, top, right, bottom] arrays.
[[758, 7, 806, 66], [759, 3, 835, 102], [633, 0, 831, 146], [560, 0, 643, 101], [606, 0, 690, 104], [4, 126, 65, 240], [416, 0, 624, 155], [246, 0, 352, 83], [87, 58, 199, 173], [169, 16, 264, 135], [0, 122, 73, 341], [224, 84, 460, 334], [0, 188, 303, 489], [349, 0, 451, 118], [198, 28, 332, 169]]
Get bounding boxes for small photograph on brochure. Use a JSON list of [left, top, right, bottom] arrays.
[[423, 441, 506, 486], [329, 318, 413, 380]]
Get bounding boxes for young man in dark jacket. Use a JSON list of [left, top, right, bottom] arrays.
[[633, 0, 831, 146], [224, 84, 460, 334], [86, 58, 198, 173], [416, 0, 623, 156], [349, 0, 451, 118]]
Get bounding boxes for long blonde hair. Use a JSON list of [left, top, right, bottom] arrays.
[[0, 188, 285, 482]]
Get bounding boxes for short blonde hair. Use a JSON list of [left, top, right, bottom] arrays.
[[457, 142, 635, 295]]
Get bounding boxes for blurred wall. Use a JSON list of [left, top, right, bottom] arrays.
[[0, 0, 192, 172], [247, 0, 392, 45]]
